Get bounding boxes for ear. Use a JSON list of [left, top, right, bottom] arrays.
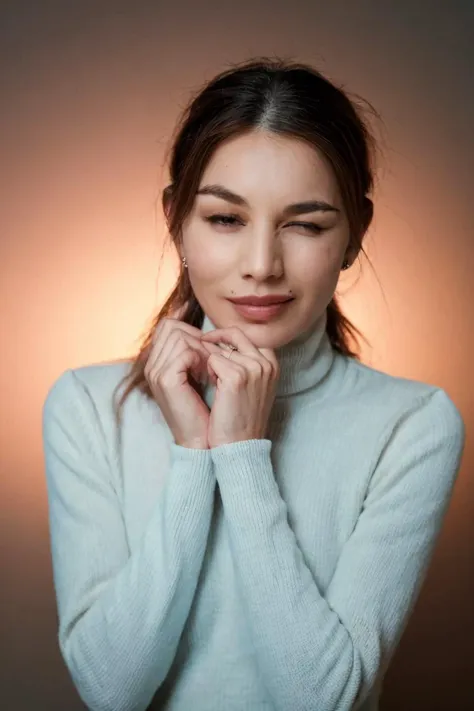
[[344, 246, 359, 267], [362, 196, 374, 233], [162, 184, 173, 223], [347, 198, 373, 261]]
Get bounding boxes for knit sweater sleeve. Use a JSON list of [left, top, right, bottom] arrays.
[[210, 388, 466, 711], [42, 369, 215, 711]]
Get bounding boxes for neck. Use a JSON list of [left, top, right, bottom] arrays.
[[200, 309, 335, 399]]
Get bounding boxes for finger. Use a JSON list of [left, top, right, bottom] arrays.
[[206, 357, 218, 386], [200, 339, 225, 356], [207, 351, 242, 384], [148, 329, 210, 382], [150, 320, 210, 365], [200, 327, 261, 356], [201, 327, 279, 373], [146, 334, 196, 383], [157, 340, 202, 386], [208, 348, 269, 387], [151, 318, 205, 350]]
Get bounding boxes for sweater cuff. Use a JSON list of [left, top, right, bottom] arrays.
[[169, 441, 213, 468], [210, 439, 281, 529], [167, 442, 215, 509]]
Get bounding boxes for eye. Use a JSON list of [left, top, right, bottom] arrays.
[[204, 215, 324, 234], [205, 214, 241, 227], [286, 222, 324, 234]]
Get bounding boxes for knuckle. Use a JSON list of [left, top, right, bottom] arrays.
[[234, 368, 247, 384], [264, 361, 274, 376]]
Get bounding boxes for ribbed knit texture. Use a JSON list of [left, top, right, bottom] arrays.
[[42, 309, 466, 711]]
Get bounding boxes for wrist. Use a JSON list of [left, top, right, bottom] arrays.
[[175, 440, 209, 450]]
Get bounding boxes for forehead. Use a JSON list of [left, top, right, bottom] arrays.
[[199, 130, 340, 205]]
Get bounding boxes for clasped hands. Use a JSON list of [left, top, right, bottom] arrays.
[[199, 327, 280, 448]]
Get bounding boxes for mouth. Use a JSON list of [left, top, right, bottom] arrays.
[[227, 298, 294, 322]]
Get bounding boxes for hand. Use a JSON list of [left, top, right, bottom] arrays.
[[200, 327, 280, 448], [144, 316, 222, 449]]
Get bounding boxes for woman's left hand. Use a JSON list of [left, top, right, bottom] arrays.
[[200, 327, 280, 448]]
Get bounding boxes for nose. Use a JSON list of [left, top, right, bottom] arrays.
[[240, 227, 284, 281]]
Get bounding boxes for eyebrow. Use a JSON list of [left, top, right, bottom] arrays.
[[196, 184, 340, 216]]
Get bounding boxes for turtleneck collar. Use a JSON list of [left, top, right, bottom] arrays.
[[200, 308, 335, 400]]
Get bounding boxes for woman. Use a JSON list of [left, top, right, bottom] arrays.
[[42, 57, 466, 711]]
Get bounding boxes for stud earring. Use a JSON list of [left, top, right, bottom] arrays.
[[182, 256, 188, 269]]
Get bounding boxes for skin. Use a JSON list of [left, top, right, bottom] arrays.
[[179, 128, 359, 352]]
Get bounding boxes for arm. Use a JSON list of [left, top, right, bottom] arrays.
[[210, 388, 465, 711], [43, 369, 216, 711]]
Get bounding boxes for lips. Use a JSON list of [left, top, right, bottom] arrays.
[[228, 296, 293, 306], [228, 298, 293, 322]]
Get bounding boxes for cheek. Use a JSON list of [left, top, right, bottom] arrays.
[[190, 245, 231, 281], [184, 224, 232, 287], [290, 242, 341, 286]]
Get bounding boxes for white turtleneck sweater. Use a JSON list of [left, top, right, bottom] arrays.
[[42, 309, 466, 711]]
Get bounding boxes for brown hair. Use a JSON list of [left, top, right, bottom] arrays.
[[113, 56, 381, 426]]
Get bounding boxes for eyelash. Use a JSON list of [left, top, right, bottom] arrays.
[[205, 214, 324, 234]]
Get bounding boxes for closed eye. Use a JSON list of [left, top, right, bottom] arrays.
[[287, 222, 323, 234], [205, 214, 324, 234]]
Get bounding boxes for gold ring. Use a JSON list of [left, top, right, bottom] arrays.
[[225, 345, 238, 360]]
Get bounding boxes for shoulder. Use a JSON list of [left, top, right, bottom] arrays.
[[339, 355, 465, 456], [42, 359, 148, 449], [42, 359, 151, 469], [43, 359, 133, 415]]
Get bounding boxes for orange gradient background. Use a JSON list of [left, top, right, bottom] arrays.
[[1, 2, 472, 709]]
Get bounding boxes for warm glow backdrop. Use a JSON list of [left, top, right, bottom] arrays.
[[1, 2, 472, 709]]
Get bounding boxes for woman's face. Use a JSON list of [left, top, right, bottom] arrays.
[[181, 129, 353, 350]]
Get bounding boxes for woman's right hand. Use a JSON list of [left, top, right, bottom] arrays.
[[144, 316, 221, 449]]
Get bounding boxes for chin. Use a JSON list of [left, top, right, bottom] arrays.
[[235, 320, 295, 350]]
